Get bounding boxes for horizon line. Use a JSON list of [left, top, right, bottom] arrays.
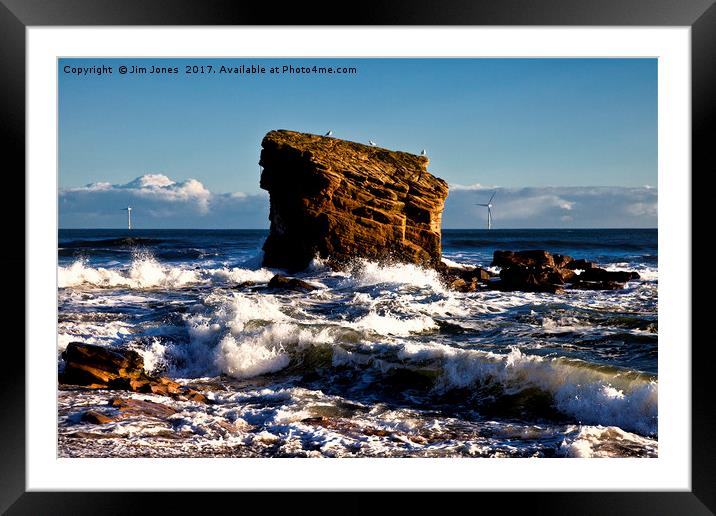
[[58, 227, 659, 231]]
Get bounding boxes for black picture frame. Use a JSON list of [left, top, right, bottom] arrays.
[[2, 1, 711, 514]]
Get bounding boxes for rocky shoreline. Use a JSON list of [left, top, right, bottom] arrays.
[[59, 245, 641, 428], [440, 249, 640, 294], [57, 131, 648, 454]]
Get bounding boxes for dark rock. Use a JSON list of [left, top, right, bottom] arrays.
[[109, 398, 178, 419], [61, 342, 144, 386], [268, 274, 318, 291], [489, 250, 565, 293], [259, 130, 449, 271], [301, 416, 328, 426], [578, 267, 641, 283], [564, 259, 594, 270], [71, 398, 182, 433], [81, 410, 115, 424], [474, 267, 493, 281], [489, 249, 639, 293], [449, 278, 479, 292], [60, 342, 208, 403], [491, 280, 564, 294], [558, 268, 578, 282], [499, 266, 564, 285], [496, 266, 565, 293], [437, 264, 492, 292], [553, 254, 574, 269], [492, 250, 556, 269], [231, 281, 256, 289]]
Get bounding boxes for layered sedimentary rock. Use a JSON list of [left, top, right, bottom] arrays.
[[439, 265, 494, 292], [60, 342, 207, 403], [259, 130, 449, 271]]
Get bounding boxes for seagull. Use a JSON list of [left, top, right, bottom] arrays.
[[325, 130, 333, 136], [421, 149, 427, 156], [368, 140, 376, 146]]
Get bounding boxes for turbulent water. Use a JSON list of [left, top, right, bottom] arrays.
[[57, 228, 658, 458]]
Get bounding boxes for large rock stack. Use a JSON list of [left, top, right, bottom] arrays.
[[259, 130, 449, 271]]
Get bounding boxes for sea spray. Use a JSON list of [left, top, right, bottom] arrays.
[[58, 253, 202, 289], [58, 228, 659, 458]]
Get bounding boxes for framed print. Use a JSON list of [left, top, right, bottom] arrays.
[[3, 0, 712, 513]]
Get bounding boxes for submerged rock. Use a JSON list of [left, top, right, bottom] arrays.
[[60, 342, 207, 403], [564, 258, 594, 270], [438, 264, 493, 292], [78, 398, 179, 426], [81, 410, 115, 424], [259, 130, 449, 271], [109, 397, 178, 419], [267, 274, 318, 291], [571, 280, 626, 290], [578, 267, 640, 283]]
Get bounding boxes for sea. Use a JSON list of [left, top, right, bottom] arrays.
[[57, 228, 658, 458]]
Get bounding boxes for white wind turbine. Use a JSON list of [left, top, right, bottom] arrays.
[[122, 206, 133, 230], [476, 191, 496, 230]]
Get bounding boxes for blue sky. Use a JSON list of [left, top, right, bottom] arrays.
[[59, 58, 657, 228]]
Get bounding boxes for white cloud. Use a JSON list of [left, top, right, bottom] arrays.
[[67, 173, 212, 213], [449, 182, 488, 191], [60, 174, 657, 229], [60, 174, 269, 228], [443, 186, 657, 228], [126, 174, 176, 188], [70, 181, 113, 192], [557, 199, 574, 210], [626, 201, 658, 217]]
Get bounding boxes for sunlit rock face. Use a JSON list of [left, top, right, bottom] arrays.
[[259, 130, 449, 271]]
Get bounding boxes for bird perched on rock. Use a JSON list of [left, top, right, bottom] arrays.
[[325, 130, 333, 136], [421, 149, 427, 156], [369, 140, 376, 146]]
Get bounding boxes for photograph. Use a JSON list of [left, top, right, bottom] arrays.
[[56, 57, 658, 459]]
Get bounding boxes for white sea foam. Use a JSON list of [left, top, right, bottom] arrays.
[[215, 332, 291, 379], [57, 320, 134, 352], [558, 425, 658, 457], [345, 260, 446, 293], [59, 255, 202, 289], [208, 267, 275, 284], [395, 343, 657, 435], [541, 316, 595, 333], [129, 337, 169, 375], [58, 254, 283, 289], [352, 311, 437, 336], [604, 264, 658, 281], [306, 256, 333, 272], [441, 257, 474, 270], [59, 380, 658, 458], [175, 292, 339, 379], [223, 292, 291, 332]]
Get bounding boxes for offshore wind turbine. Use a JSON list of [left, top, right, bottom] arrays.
[[476, 191, 496, 230], [122, 206, 133, 230]]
